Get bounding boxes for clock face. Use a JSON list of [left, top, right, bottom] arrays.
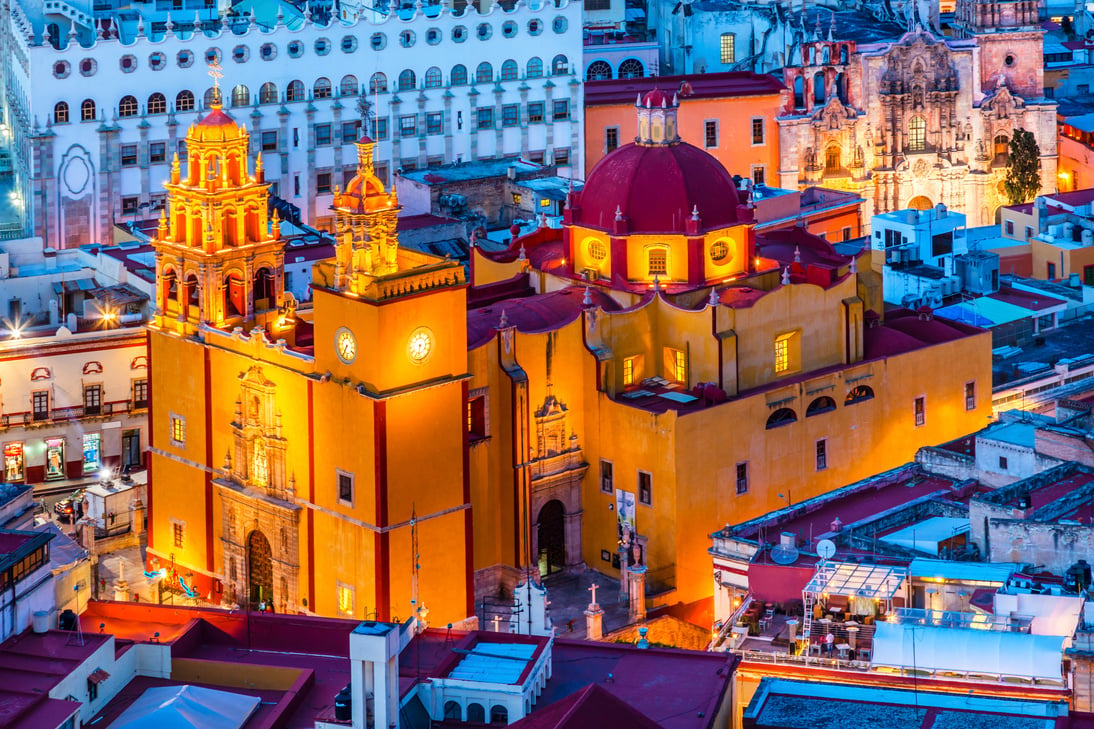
[[408, 327, 433, 364], [335, 327, 356, 364]]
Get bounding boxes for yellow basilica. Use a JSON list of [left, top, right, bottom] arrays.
[[147, 88, 991, 622]]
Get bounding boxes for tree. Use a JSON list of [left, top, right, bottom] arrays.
[[1004, 128, 1041, 205]]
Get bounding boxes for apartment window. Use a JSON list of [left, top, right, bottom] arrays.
[[554, 148, 570, 166], [999, 456, 1008, 470], [426, 112, 443, 135], [149, 142, 167, 164], [704, 120, 718, 148], [964, 381, 976, 411], [638, 471, 652, 505], [666, 347, 687, 383], [1048, 262, 1057, 280], [476, 108, 493, 130], [84, 385, 102, 416], [775, 336, 789, 373], [914, 396, 926, 427], [337, 470, 354, 505], [261, 130, 278, 152], [842, 227, 852, 241], [337, 583, 355, 616], [170, 414, 185, 446], [605, 127, 619, 153], [552, 99, 570, 121], [648, 248, 667, 276], [512, 193, 522, 205], [467, 394, 487, 441], [1085, 265, 1094, 286], [752, 166, 766, 186], [133, 379, 148, 409], [502, 104, 519, 127], [121, 144, 138, 166], [396, 115, 415, 136], [623, 355, 636, 386], [720, 33, 735, 64], [315, 124, 332, 146], [1025, 226, 1033, 241], [751, 117, 765, 145], [316, 172, 332, 195], [600, 459, 613, 493], [527, 102, 544, 123], [586, 0, 610, 9], [32, 391, 49, 421], [736, 462, 749, 494], [341, 120, 361, 143], [815, 439, 828, 471], [1005, 220, 1015, 235], [173, 521, 184, 548], [121, 197, 139, 216]]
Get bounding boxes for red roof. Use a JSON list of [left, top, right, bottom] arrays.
[[585, 72, 785, 106], [507, 684, 662, 729], [467, 287, 620, 349], [574, 143, 742, 234], [641, 88, 673, 108], [198, 107, 235, 127], [987, 288, 1066, 311]]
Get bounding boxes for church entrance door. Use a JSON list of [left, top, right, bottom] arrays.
[[247, 529, 274, 610], [537, 500, 566, 577]]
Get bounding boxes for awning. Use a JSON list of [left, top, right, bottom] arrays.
[[879, 517, 969, 556], [107, 685, 260, 728], [804, 561, 907, 601], [51, 278, 98, 295], [88, 669, 110, 685]]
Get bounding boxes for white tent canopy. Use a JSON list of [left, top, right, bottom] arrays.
[[871, 621, 1066, 681], [107, 685, 261, 729]]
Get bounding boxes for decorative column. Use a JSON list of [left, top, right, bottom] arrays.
[[628, 565, 647, 622]]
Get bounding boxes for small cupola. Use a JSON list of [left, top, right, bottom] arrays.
[[635, 89, 681, 146]]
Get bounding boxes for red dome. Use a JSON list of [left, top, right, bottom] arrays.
[[198, 107, 235, 127], [574, 142, 742, 234], [641, 88, 672, 107]]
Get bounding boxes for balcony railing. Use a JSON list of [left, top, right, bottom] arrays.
[[1, 400, 139, 429]]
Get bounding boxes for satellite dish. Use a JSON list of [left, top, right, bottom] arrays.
[[770, 542, 800, 565], [817, 539, 837, 561]]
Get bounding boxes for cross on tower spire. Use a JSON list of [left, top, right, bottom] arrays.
[[207, 59, 224, 107]]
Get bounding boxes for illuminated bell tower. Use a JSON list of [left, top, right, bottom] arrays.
[[635, 89, 680, 146], [152, 78, 285, 336], [329, 133, 401, 292]]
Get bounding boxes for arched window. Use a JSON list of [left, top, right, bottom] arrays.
[[813, 71, 826, 105], [766, 408, 798, 429], [176, 90, 195, 112], [475, 62, 493, 84], [909, 116, 926, 152], [551, 54, 568, 75], [793, 76, 804, 109], [231, 84, 250, 107], [184, 273, 199, 309], [443, 702, 461, 721], [81, 99, 96, 121], [500, 59, 518, 81], [119, 95, 139, 118], [253, 266, 274, 307], [825, 145, 841, 173], [647, 247, 667, 276], [161, 267, 178, 307], [839, 45, 849, 64], [527, 57, 543, 79], [340, 74, 359, 96], [397, 69, 416, 91], [586, 60, 611, 81], [618, 58, 644, 79], [147, 93, 166, 115], [424, 67, 442, 88], [720, 32, 735, 63], [835, 72, 847, 104], [369, 72, 388, 94], [490, 706, 508, 725], [806, 396, 836, 416], [286, 80, 305, 102], [845, 385, 874, 404], [451, 65, 468, 86], [994, 134, 1009, 166], [259, 82, 278, 104], [313, 77, 332, 98], [224, 272, 245, 317], [467, 704, 486, 723], [204, 87, 220, 108], [53, 101, 69, 124]]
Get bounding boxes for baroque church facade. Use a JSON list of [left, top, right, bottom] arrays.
[[777, 0, 1056, 228]]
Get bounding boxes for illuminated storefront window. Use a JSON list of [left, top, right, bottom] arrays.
[[4, 443, 24, 481], [45, 438, 65, 481], [83, 433, 101, 473]]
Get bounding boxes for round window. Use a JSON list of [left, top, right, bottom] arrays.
[[502, 20, 517, 37], [477, 22, 492, 40], [204, 47, 221, 65], [587, 239, 607, 261], [119, 54, 137, 73], [710, 240, 730, 264], [400, 30, 415, 47], [260, 42, 276, 60], [232, 44, 249, 62], [53, 60, 70, 78], [528, 19, 542, 35], [371, 32, 387, 50], [553, 16, 567, 33], [149, 51, 166, 70], [177, 50, 193, 68], [426, 27, 441, 45], [452, 25, 467, 42], [79, 58, 97, 76], [315, 37, 331, 55], [341, 35, 357, 52], [287, 40, 304, 57], [1005, 54, 1015, 66]]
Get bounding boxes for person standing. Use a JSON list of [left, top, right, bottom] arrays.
[[825, 631, 835, 656]]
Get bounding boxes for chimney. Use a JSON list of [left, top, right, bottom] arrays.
[[349, 621, 412, 729]]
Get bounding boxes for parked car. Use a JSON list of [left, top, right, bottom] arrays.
[[54, 490, 84, 522]]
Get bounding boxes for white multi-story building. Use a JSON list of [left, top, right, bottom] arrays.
[[0, 0, 584, 248]]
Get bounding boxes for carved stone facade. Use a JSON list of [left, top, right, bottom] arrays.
[[778, 19, 1056, 228], [528, 392, 587, 576]]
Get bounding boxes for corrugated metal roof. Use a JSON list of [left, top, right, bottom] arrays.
[[448, 642, 537, 685]]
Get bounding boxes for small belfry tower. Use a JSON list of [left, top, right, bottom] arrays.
[[634, 89, 680, 146], [953, 0, 1043, 99], [152, 61, 285, 336]]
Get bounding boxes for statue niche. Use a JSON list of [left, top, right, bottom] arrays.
[[230, 366, 290, 500]]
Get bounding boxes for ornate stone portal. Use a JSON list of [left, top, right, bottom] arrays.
[[215, 365, 301, 612], [528, 392, 587, 576]]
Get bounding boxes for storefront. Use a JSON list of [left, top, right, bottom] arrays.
[[3, 443, 24, 482], [83, 433, 101, 474], [45, 438, 66, 481]]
